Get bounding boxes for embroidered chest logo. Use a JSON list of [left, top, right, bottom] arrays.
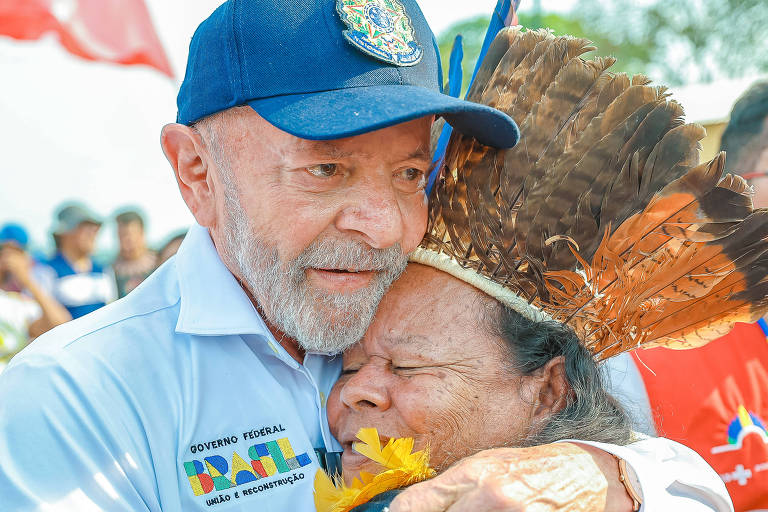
[[183, 424, 313, 505], [336, 0, 423, 66]]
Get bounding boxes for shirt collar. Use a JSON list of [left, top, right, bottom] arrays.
[[175, 223, 271, 337]]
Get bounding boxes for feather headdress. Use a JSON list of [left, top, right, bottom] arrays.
[[415, 27, 768, 360]]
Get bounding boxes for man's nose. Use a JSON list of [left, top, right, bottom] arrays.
[[340, 365, 391, 412], [335, 176, 405, 250]]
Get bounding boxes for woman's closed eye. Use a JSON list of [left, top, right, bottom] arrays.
[[340, 366, 361, 376], [391, 364, 430, 375]]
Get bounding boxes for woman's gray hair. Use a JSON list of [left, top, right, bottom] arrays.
[[489, 302, 632, 446]]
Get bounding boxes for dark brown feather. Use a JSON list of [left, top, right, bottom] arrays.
[[422, 32, 768, 359], [466, 27, 524, 103]]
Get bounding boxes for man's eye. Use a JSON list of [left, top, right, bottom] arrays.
[[341, 367, 360, 376], [306, 164, 338, 178], [394, 168, 427, 192], [398, 168, 424, 182]]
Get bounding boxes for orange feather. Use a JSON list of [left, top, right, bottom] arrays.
[[423, 29, 768, 358]]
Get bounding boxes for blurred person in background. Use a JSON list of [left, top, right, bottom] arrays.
[[0, 223, 52, 293], [0, 223, 70, 370], [721, 80, 768, 208], [112, 209, 158, 298], [608, 80, 768, 512], [156, 229, 186, 267], [47, 203, 116, 319]]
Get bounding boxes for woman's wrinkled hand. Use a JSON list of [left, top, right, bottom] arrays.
[[388, 443, 631, 512]]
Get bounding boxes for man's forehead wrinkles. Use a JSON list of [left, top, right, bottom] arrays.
[[292, 139, 430, 163], [294, 140, 360, 160]]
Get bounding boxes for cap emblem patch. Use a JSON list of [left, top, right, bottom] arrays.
[[336, 0, 423, 66]]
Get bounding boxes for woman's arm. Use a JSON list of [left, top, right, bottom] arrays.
[[387, 439, 731, 512]]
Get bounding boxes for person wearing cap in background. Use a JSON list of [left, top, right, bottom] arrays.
[[46, 202, 117, 319], [0, 223, 70, 371], [606, 80, 768, 511], [722, 80, 768, 207], [0, 1, 728, 510], [0, 223, 47, 294], [112, 209, 159, 298]]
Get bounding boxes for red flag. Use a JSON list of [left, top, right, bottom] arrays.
[[0, 0, 173, 77]]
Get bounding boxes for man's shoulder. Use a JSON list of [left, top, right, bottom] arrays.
[[45, 252, 70, 276], [8, 260, 182, 369], [0, 261, 193, 444]]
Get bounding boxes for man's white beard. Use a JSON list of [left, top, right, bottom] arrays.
[[220, 177, 408, 354]]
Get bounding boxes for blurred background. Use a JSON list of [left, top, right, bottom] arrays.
[[1, 0, 766, 259]]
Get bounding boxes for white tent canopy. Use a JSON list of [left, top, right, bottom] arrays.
[[670, 76, 767, 126]]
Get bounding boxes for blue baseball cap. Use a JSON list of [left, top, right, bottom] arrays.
[[0, 223, 29, 249], [177, 0, 519, 148]]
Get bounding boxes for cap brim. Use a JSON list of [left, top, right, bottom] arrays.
[[248, 85, 519, 148], [53, 218, 102, 235]]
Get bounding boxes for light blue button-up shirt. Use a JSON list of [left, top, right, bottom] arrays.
[[0, 224, 342, 511]]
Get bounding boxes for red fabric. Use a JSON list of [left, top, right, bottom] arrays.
[[632, 323, 768, 512], [0, 0, 172, 76]]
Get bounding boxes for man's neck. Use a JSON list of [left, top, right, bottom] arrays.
[[267, 324, 306, 363], [60, 247, 91, 273], [213, 233, 308, 364], [119, 247, 147, 262], [236, 276, 306, 363]]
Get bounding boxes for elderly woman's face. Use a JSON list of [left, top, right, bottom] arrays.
[[327, 264, 542, 477]]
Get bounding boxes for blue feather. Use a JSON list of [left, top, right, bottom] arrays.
[[427, 0, 516, 196]]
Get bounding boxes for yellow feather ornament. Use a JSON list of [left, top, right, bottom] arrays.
[[314, 428, 436, 512]]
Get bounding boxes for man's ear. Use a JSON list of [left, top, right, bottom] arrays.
[[160, 123, 216, 228], [530, 355, 569, 426]]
